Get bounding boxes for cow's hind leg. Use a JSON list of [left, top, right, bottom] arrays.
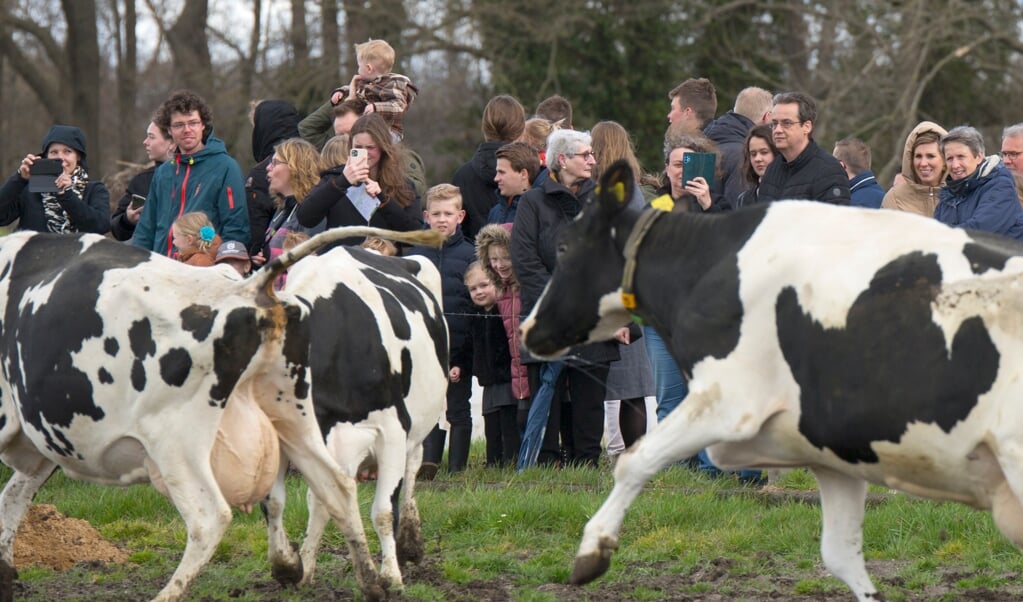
[[396, 442, 424, 565], [370, 423, 407, 591], [149, 455, 233, 602], [571, 396, 740, 585], [0, 451, 55, 602], [264, 460, 303, 586], [811, 466, 881, 602], [285, 437, 384, 601]]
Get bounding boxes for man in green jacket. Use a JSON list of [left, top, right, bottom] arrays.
[[132, 90, 250, 257]]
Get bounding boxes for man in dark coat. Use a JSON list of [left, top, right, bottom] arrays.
[[756, 91, 850, 204], [834, 137, 885, 209]]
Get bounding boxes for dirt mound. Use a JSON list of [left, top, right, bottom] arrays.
[[13, 504, 129, 570]]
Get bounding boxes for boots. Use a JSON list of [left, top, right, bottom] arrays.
[[447, 423, 472, 473], [418, 426, 446, 481]]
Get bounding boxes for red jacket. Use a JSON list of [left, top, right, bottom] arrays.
[[496, 281, 530, 400]]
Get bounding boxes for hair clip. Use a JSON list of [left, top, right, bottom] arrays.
[[199, 225, 215, 243]]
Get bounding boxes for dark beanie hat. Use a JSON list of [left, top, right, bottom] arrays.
[[41, 125, 88, 166]]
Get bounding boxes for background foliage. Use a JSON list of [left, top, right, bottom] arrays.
[[2, 0, 1023, 191]]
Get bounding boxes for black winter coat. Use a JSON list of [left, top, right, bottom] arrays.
[[110, 163, 160, 241], [511, 175, 619, 365], [407, 228, 476, 371], [297, 166, 422, 249], [451, 140, 508, 241], [469, 306, 512, 386], [756, 139, 850, 204], [245, 100, 300, 254], [702, 111, 755, 207]]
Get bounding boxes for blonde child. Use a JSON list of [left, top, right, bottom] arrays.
[[463, 261, 519, 467], [407, 184, 476, 477], [474, 223, 530, 440], [171, 211, 221, 267], [329, 39, 418, 141]]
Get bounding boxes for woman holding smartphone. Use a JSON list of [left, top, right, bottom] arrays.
[[298, 113, 421, 248], [0, 125, 110, 234]]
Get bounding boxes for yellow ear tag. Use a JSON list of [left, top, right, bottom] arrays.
[[649, 194, 674, 212], [621, 292, 636, 310], [612, 182, 626, 204]]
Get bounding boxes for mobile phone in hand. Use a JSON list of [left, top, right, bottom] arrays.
[[682, 152, 716, 189], [350, 148, 366, 163], [28, 159, 63, 193], [130, 194, 146, 210]]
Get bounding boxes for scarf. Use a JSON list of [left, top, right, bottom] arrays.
[[42, 166, 88, 233]]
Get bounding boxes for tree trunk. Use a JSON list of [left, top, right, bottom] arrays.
[[166, 0, 213, 96], [113, 0, 139, 163], [321, 0, 340, 90], [61, 0, 102, 173]]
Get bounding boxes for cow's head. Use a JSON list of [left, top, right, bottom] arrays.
[[522, 160, 640, 358]]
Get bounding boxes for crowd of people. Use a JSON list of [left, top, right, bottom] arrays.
[[8, 36, 1023, 481]]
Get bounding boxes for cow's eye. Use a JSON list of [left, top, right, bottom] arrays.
[[557, 242, 568, 257]]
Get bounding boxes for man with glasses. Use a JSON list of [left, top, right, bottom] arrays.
[[1000, 124, 1023, 174], [756, 91, 850, 205], [132, 90, 250, 256]]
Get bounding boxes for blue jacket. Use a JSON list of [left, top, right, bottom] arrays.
[[849, 171, 884, 209], [132, 132, 250, 256], [407, 228, 476, 370], [934, 157, 1023, 241]]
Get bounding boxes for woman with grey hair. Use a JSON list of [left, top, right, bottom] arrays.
[[934, 125, 1023, 240], [511, 128, 622, 468]]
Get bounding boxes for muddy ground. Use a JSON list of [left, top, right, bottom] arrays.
[[10, 504, 1023, 601]]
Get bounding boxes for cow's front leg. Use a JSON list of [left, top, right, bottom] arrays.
[[812, 466, 880, 602], [0, 451, 55, 602], [571, 393, 727, 585], [264, 460, 302, 586]]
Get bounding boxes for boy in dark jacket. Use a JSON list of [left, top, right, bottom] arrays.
[[407, 184, 476, 477]]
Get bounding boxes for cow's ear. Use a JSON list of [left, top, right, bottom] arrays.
[[595, 159, 635, 216]]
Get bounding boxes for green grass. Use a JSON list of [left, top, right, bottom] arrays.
[[7, 455, 1023, 600]]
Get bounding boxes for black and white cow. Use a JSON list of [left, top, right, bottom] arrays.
[[0, 226, 441, 602], [521, 161, 1023, 602], [263, 246, 448, 591]]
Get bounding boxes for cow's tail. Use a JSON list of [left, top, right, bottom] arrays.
[[247, 226, 445, 302]]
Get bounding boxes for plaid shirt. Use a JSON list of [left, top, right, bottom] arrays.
[[333, 73, 419, 139]]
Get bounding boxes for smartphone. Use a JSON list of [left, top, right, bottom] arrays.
[[682, 152, 716, 189], [130, 194, 146, 210], [350, 148, 366, 162], [28, 158, 63, 193]]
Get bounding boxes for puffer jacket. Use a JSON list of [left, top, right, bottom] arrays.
[[934, 156, 1023, 240]]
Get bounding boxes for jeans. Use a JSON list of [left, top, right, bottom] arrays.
[[643, 326, 762, 482]]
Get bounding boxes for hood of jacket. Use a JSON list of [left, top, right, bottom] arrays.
[[41, 125, 88, 168], [175, 130, 232, 166], [900, 121, 948, 185], [469, 141, 506, 188], [702, 111, 754, 146], [251, 100, 301, 162]]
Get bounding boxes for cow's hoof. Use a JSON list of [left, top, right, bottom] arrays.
[[396, 520, 424, 564], [270, 542, 303, 586], [362, 581, 388, 602], [569, 551, 611, 585]]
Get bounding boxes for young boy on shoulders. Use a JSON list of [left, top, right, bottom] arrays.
[[407, 184, 476, 477], [330, 39, 418, 142]]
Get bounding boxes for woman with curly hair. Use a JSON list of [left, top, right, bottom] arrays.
[[298, 113, 421, 248], [253, 138, 327, 288]]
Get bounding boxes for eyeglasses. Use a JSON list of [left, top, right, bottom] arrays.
[[570, 150, 596, 160], [269, 157, 288, 167], [1001, 150, 1023, 160], [170, 120, 203, 132], [770, 119, 803, 130]]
